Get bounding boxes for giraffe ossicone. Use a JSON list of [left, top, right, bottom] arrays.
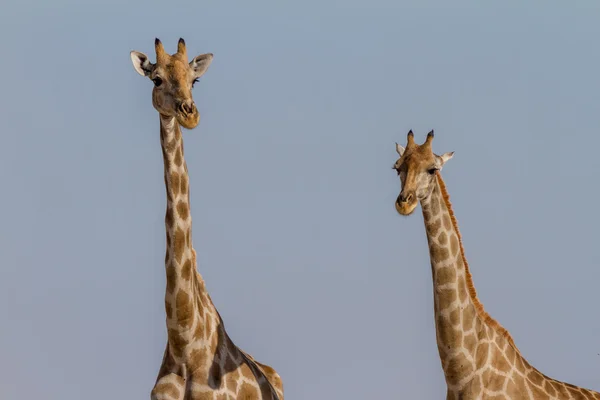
[[130, 38, 283, 400], [393, 130, 599, 399]]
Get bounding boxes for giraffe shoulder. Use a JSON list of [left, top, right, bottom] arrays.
[[239, 349, 284, 399]]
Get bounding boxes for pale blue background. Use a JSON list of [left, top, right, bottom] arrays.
[[1, 1, 599, 399]]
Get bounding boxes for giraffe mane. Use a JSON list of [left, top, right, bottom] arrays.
[[435, 173, 518, 348]]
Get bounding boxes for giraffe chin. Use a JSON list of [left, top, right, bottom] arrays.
[[395, 201, 417, 216], [176, 112, 200, 130]]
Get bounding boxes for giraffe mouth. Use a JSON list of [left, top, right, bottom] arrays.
[[176, 111, 200, 130], [395, 200, 417, 216]]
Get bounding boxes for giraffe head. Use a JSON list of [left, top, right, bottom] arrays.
[[130, 38, 213, 129], [393, 130, 454, 216]]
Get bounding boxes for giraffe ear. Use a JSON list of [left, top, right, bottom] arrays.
[[190, 53, 214, 79], [396, 142, 405, 156], [130, 51, 154, 77], [438, 151, 454, 166]]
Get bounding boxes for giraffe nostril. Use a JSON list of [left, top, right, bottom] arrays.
[[399, 192, 414, 203], [178, 101, 195, 115]]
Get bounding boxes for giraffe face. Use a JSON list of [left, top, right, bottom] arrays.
[[130, 38, 213, 129], [393, 130, 454, 216]]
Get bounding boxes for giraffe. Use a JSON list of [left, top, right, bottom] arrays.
[[130, 38, 283, 400], [392, 130, 600, 399]]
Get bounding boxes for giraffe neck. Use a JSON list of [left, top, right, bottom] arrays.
[[160, 115, 204, 353], [420, 174, 600, 397], [155, 118, 284, 397], [420, 173, 515, 387]]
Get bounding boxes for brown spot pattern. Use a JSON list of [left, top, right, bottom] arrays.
[[435, 266, 456, 286], [530, 382, 551, 399], [438, 231, 448, 245], [181, 259, 193, 280], [528, 370, 544, 386], [430, 245, 450, 263], [168, 329, 185, 358], [154, 382, 180, 398], [484, 369, 506, 392], [462, 312, 474, 331], [468, 376, 482, 397], [173, 227, 186, 263], [166, 263, 177, 294], [438, 288, 457, 306], [426, 219, 442, 236], [458, 283, 468, 304], [554, 383, 570, 397], [443, 215, 452, 230], [180, 174, 188, 194], [165, 208, 173, 228], [165, 299, 173, 319], [449, 308, 460, 326], [463, 333, 476, 353], [450, 234, 459, 257], [170, 172, 180, 195], [475, 341, 489, 366], [194, 391, 213, 400], [437, 314, 460, 349], [494, 352, 511, 373], [174, 148, 182, 166], [227, 375, 238, 393], [175, 289, 193, 325], [189, 348, 209, 371], [176, 201, 189, 220], [445, 353, 473, 386], [506, 376, 520, 397], [431, 196, 440, 214], [545, 380, 557, 397], [494, 333, 503, 348], [237, 382, 260, 399]]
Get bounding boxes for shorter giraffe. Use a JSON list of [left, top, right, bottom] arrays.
[[130, 38, 283, 400], [392, 130, 600, 399]]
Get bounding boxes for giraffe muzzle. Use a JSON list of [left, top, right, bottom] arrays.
[[177, 100, 196, 116], [176, 100, 200, 129], [396, 192, 417, 216], [398, 192, 413, 203]]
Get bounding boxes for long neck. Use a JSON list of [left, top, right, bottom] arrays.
[[160, 116, 201, 344], [420, 174, 516, 387], [420, 175, 600, 397]]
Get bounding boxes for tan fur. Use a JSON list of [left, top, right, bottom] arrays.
[[132, 39, 282, 400], [394, 131, 600, 399], [436, 173, 517, 348]]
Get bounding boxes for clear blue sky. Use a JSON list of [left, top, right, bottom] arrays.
[[1, 1, 599, 398]]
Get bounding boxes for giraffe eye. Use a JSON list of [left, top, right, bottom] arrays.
[[153, 77, 163, 87], [192, 78, 199, 88], [428, 168, 437, 175]]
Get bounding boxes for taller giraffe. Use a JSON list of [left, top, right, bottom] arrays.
[[130, 38, 283, 400], [392, 130, 599, 399]]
